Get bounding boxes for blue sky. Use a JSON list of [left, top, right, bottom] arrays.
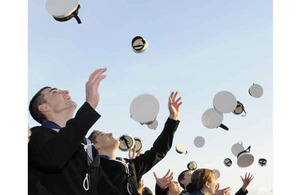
[[28, 0, 272, 193]]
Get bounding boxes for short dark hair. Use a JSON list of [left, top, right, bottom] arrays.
[[142, 187, 153, 195], [88, 130, 99, 144], [178, 170, 190, 189], [29, 86, 50, 124]]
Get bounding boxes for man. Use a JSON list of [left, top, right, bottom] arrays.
[[28, 68, 123, 195], [178, 170, 192, 193], [89, 91, 182, 195]]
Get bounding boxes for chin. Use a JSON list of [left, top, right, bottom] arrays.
[[70, 102, 77, 110]]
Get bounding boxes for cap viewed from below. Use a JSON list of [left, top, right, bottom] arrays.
[[224, 158, 232, 167], [118, 134, 135, 152], [202, 108, 224, 129], [175, 143, 188, 155], [46, 0, 82, 23], [258, 158, 267, 167], [187, 161, 197, 171], [132, 36, 148, 53], [194, 136, 205, 148], [130, 94, 159, 125], [147, 120, 158, 130], [249, 83, 264, 98], [231, 142, 254, 168], [133, 137, 144, 153], [213, 91, 237, 113]]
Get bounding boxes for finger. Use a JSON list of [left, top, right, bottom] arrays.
[[89, 68, 107, 83], [172, 91, 179, 102], [250, 174, 253, 179], [166, 172, 173, 180], [133, 148, 136, 158], [175, 97, 182, 105], [153, 172, 158, 180], [240, 176, 243, 181], [169, 97, 173, 106], [129, 148, 132, 159], [92, 74, 107, 87], [163, 169, 171, 178], [92, 68, 107, 83], [177, 102, 183, 108], [167, 176, 173, 182], [88, 68, 102, 83], [169, 92, 174, 99], [136, 150, 141, 157]]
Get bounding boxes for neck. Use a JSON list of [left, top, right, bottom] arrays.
[[200, 189, 210, 195], [98, 148, 117, 160], [46, 110, 74, 127]]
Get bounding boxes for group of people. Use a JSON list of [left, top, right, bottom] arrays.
[[28, 68, 254, 195]]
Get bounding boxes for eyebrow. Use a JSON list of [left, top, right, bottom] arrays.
[[49, 88, 57, 93]]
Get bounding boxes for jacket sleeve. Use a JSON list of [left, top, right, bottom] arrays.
[[235, 187, 248, 195], [28, 102, 100, 171], [132, 118, 180, 181], [155, 184, 169, 195]]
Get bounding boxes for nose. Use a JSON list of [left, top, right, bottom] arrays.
[[107, 133, 112, 137], [63, 90, 69, 95]]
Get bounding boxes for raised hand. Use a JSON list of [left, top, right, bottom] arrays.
[[86, 68, 107, 109], [214, 184, 231, 195], [241, 172, 254, 192], [168, 91, 182, 120], [128, 148, 142, 160], [153, 169, 174, 190], [137, 179, 144, 195]]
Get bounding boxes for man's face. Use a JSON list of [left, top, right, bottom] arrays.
[[168, 181, 181, 195], [181, 170, 192, 188], [92, 130, 120, 151], [40, 88, 77, 114]]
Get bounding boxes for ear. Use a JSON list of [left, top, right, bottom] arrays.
[[38, 104, 50, 113], [205, 181, 210, 189]]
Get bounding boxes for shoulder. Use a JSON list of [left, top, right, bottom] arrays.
[[29, 126, 56, 144]]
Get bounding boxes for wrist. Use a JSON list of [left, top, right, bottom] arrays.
[[169, 114, 178, 121], [242, 185, 247, 192]]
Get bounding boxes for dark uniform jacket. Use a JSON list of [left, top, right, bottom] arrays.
[[28, 102, 123, 195], [235, 187, 248, 195], [157, 185, 247, 195], [100, 118, 180, 195]]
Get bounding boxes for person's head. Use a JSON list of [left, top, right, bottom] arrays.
[[29, 87, 76, 124], [186, 169, 218, 195], [167, 181, 181, 195], [178, 170, 192, 190], [88, 130, 120, 153], [142, 187, 153, 195]]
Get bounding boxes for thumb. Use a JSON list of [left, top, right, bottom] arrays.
[[153, 172, 158, 180]]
